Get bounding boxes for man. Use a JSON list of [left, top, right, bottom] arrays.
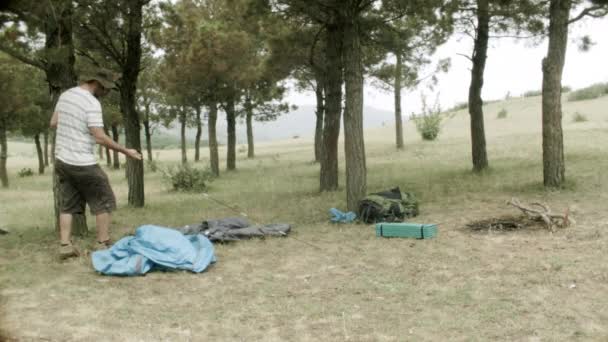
[[50, 68, 142, 259]]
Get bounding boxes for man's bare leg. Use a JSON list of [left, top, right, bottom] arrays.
[[96, 212, 111, 243], [59, 213, 79, 259], [59, 213, 73, 245]]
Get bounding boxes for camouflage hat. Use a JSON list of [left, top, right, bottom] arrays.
[[79, 68, 119, 90]]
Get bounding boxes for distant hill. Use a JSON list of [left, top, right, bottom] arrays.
[[159, 105, 396, 144]]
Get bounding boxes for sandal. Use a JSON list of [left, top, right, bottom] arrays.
[[59, 243, 79, 260], [92, 239, 113, 252]]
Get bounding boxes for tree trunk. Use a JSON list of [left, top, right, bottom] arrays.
[[245, 95, 254, 159], [0, 120, 8, 188], [542, 0, 571, 187], [314, 73, 325, 162], [320, 21, 343, 192], [143, 120, 153, 162], [43, 131, 49, 166], [468, 0, 490, 172], [194, 107, 202, 162], [119, 0, 145, 207], [226, 96, 237, 171], [394, 52, 404, 150], [343, 15, 367, 212], [34, 134, 44, 174], [143, 104, 153, 162], [98, 144, 104, 160], [103, 126, 111, 167], [111, 124, 120, 170], [208, 101, 219, 177], [180, 110, 187, 164], [45, 1, 87, 236], [105, 146, 111, 168]]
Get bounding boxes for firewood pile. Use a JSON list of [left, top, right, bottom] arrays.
[[507, 198, 574, 233], [466, 198, 575, 234]]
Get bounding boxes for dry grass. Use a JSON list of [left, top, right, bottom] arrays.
[[1, 95, 608, 341]]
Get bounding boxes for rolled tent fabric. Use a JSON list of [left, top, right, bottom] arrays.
[[92, 225, 216, 276], [177, 217, 291, 242]]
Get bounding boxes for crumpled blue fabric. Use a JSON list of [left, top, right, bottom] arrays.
[[92, 225, 216, 276], [329, 208, 357, 223]]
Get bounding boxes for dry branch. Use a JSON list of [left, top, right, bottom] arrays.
[[507, 198, 574, 232]]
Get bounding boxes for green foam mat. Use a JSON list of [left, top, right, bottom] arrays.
[[375, 222, 437, 239]]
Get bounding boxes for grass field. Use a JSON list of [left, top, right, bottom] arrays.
[[1, 94, 608, 341]]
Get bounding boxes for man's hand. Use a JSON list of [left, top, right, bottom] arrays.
[[125, 149, 143, 160], [89, 127, 143, 161]]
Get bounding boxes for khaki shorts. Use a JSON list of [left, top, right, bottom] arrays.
[[55, 159, 116, 215]]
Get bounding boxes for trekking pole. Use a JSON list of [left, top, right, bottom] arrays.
[[202, 193, 250, 218]]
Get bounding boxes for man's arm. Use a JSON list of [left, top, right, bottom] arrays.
[[50, 111, 59, 129], [89, 127, 142, 160]]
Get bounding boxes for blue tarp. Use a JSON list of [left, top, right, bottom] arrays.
[[330, 208, 357, 223], [92, 225, 216, 276]]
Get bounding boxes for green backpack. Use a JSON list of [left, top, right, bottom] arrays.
[[358, 187, 419, 224]]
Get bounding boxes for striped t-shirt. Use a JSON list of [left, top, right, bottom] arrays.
[[55, 87, 104, 166]]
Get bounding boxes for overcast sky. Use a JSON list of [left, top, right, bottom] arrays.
[[285, 17, 608, 115]]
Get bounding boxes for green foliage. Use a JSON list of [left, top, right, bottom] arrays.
[[572, 112, 588, 123], [497, 108, 508, 119], [18, 168, 34, 178], [17, 70, 52, 138], [0, 54, 47, 137], [412, 96, 443, 141], [567, 83, 608, 102], [162, 164, 214, 192], [369, 2, 453, 94], [415, 115, 442, 141]]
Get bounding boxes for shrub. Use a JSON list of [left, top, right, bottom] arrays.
[[572, 112, 588, 123], [412, 96, 443, 141], [449, 102, 468, 112], [146, 159, 159, 173], [497, 108, 508, 119], [18, 168, 34, 178], [523, 90, 542, 98], [567, 83, 608, 102], [162, 164, 213, 192]]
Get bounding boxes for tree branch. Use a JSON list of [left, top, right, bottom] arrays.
[[456, 52, 473, 62], [358, 0, 375, 12], [569, 5, 607, 24], [80, 23, 123, 66], [308, 25, 325, 69], [75, 48, 102, 67], [488, 32, 546, 39], [381, 8, 412, 24], [0, 41, 46, 70], [3, 7, 45, 27]]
